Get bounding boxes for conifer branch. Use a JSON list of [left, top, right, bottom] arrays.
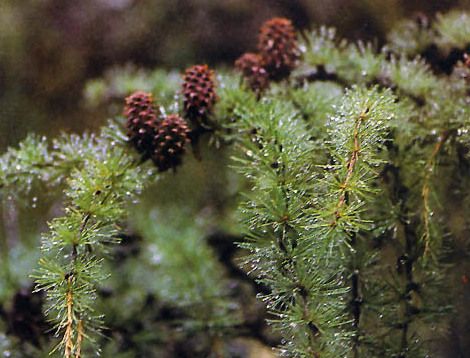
[[384, 139, 426, 357], [339, 109, 368, 358], [421, 130, 449, 259], [229, 86, 400, 356], [321, 90, 397, 356], [64, 278, 75, 358], [22, 124, 150, 357], [332, 108, 368, 225], [2, 11, 470, 356], [75, 320, 84, 358], [275, 154, 322, 355], [299, 28, 443, 108], [232, 100, 348, 356]]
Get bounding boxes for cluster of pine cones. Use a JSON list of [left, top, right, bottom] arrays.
[[125, 91, 190, 172], [125, 64, 217, 172], [235, 17, 300, 95], [125, 17, 298, 171]]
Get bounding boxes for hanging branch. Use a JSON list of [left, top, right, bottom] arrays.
[[60, 182, 117, 356]]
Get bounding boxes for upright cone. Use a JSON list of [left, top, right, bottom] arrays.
[[124, 91, 159, 155], [257, 17, 300, 81], [182, 64, 217, 125], [125, 92, 190, 172], [151, 114, 190, 172], [235, 52, 270, 95]]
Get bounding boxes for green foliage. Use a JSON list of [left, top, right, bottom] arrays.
[[134, 207, 239, 331], [228, 86, 401, 357], [32, 127, 149, 356], [387, 17, 434, 56], [84, 66, 182, 109], [287, 81, 342, 131], [385, 56, 440, 99], [388, 10, 470, 56], [2, 7, 470, 358], [436, 11, 470, 50], [232, 99, 349, 357], [300, 27, 344, 71]]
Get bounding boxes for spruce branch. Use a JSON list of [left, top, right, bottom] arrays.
[[3, 11, 470, 356], [435, 11, 470, 51], [331, 106, 367, 225], [379, 130, 451, 357], [59, 173, 118, 357], [387, 10, 470, 73], [0, 132, 99, 198]]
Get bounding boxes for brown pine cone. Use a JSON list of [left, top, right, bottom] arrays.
[[235, 52, 270, 95], [257, 17, 300, 81], [124, 91, 159, 155], [182, 64, 217, 125], [151, 114, 190, 172]]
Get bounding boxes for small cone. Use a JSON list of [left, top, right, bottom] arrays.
[[257, 17, 300, 81], [182, 64, 217, 126], [124, 91, 159, 155], [235, 52, 270, 95], [151, 114, 190, 172]]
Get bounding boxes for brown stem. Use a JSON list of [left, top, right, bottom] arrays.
[[421, 130, 449, 257], [330, 108, 368, 356], [331, 108, 368, 227], [64, 278, 75, 358], [62, 162, 132, 356], [75, 320, 84, 358]]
